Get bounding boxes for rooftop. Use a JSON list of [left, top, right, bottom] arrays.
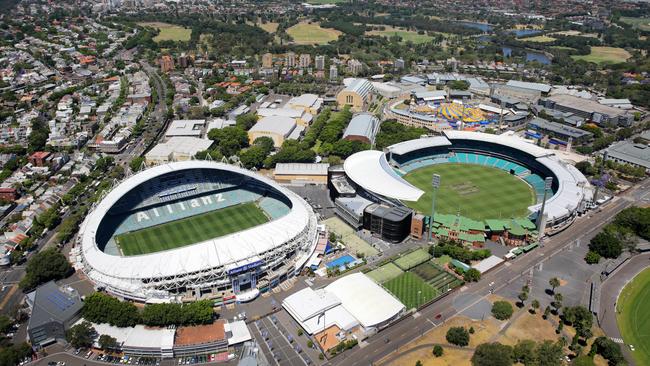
[[165, 120, 206, 137], [506, 80, 552, 93], [343, 113, 380, 143], [274, 163, 330, 176], [175, 321, 226, 346], [249, 116, 297, 136], [605, 141, 650, 169], [528, 117, 592, 139]]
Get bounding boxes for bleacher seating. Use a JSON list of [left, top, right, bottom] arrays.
[[259, 196, 291, 219]]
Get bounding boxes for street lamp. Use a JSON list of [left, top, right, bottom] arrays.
[[428, 174, 441, 242]]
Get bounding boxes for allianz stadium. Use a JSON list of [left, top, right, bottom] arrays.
[[73, 161, 318, 303]]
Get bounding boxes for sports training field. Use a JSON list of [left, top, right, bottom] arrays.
[[616, 268, 650, 365], [116, 202, 268, 256], [286, 22, 341, 45], [403, 164, 535, 221], [138, 22, 192, 43], [383, 272, 439, 309], [572, 46, 631, 65]]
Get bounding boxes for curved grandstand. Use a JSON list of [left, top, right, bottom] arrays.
[[75, 161, 318, 302], [344, 131, 592, 232]]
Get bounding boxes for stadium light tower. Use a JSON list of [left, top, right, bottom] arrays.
[[428, 174, 441, 242], [536, 177, 553, 238]]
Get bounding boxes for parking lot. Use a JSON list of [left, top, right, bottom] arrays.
[[253, 314, 315, 366]]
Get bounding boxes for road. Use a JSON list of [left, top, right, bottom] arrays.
[[328, 178, 650, 366]]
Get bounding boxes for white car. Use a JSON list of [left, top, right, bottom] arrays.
[[629, 344, 635, 351]]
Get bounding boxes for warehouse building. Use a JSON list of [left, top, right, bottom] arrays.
[[527, 117, 593, 143], [273, 163, 330, 184], [337, 79, 374, 112], [164, 120, 206, 139], [27, 281, 83, 348], [541, 95, 633, 126], [145, 137, 213, 165], [603, 141, 650, 172], [248, 116, 298, 148], [342, 113, 380, 145]]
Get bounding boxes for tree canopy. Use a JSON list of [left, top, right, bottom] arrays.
[[20, 248, 73, 291], [446, 326, 470, 347], [491, 301, 514, 320], [471, 342, 514, 366]]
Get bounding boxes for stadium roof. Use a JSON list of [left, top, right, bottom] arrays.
[[343, 150, 424, 201], [325, 273, 405, 329], [79, 161, 315, 283], [506, 80, 551, 93], [443, 130, 551, 158], [388, 136, 452, 155]]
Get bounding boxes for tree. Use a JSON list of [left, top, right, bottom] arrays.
[[491, 301, 514, 320], [590, 337, 626, 366], [571, 355, 596, 366], [446, 327, 470, 347], [433, 345, 444, 357], [531, 299, 540, 314], [543, 306, 551, 319], [236, 113, 258, 130], [253, 136, 275, 152], [415, 361, 422, 366], [471, 342, 514, 366], [513, 340, 537, 365], [82, 292, 140, 327], [20, 248, 73, 290], [0, 343, 33, 366], [208, 126, 249, 157], [588, 231, 622, 259], [464, 268, 481, 282], [552, 293, 563, 313], [563, 306, 593, 338], [536, 340, 564, 366], [66, 321, 95, 349], [584, 251, 601, 264], [0, 315, 12, 334], [518, 290, 529, 307], [129, 157, 145, 172], [549, 277, 560, 294], [98, 334, 118, 350]]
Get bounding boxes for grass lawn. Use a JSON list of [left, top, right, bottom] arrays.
[[616, 267, 650, 365], [366, 262, 403, 284], [572, 46, 631, 65], [366, 26, 434, 44], [138, 22, 191, 42], [116, 202, 268, 256], [620, 16, 650, 32], [522, 35, 556, 43], [403, 163, 535, 221], [394, 248, 432, 271], [286, 22, 341, 45], [383, 272, 439, 309], [258, 22, 279, 33]]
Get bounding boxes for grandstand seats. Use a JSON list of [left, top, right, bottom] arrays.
[[259, 196, 291, 219]]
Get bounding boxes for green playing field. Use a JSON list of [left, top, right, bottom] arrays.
[[115, 202, 268, 256], [616, 268, 650, 365], [402, 163, 535, 221], [383, 272, 439, 309]]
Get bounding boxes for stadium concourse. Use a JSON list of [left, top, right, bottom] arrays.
[[71, 161, 319, 303], [338, 131, 593, 237]]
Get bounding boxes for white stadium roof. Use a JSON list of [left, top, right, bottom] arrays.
[[343, 150, 424, 202], [79, 161, 316, 289], [388, 136, 452, 155], [349, 131, 592, 226]]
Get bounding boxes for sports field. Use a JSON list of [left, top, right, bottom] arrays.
[[286, 22, 341, 45], [620, 16, 650, 31], [383, 272, 439, 309], [394, 248, 432, 271], [366, 26, 434, 44], [572, 47, 631, 65], [403, 164, 535, 221], [522, 35, 556, 43], [138, 22, 192, 43], [366, 262, 403, 284], [616, 267, 650, 365], [116, 202, 268, 256]]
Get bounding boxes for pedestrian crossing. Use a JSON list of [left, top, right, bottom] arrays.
[[610, 337, 624, 344]]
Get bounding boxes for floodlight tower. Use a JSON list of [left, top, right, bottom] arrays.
[[428, 174, 441, 243], [536, 177, 553, 238]]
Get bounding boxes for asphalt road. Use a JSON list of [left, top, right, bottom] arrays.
[[598, 252, 650, 366], [327, 178, 650, 366]]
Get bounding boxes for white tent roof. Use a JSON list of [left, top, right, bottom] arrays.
[[283, 287, 341, 322], [325, 273, 405, 329], [443, 130, 552, 158], [343, 150, 424, 201]]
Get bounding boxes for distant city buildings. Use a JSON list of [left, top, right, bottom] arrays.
[[347, 59, 363, 75], [299, 53, 311, 68], [329, 65, 338, 81], [315, 55, 325, 70], [262, 52, 273, 68], [285, 52, 296, 68], [160, 55, 175, 73]]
